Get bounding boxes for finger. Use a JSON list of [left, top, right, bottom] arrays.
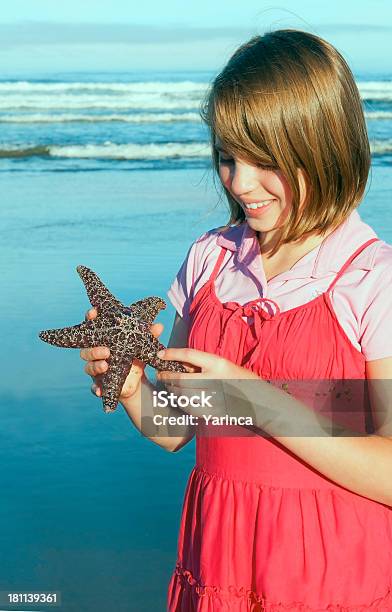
[[158, 371, 205, 382], [80, 347, 110, 361], [157, 347, 217, 369], [168, 362, 199, 373], [84, 360, 108, 376], [150, 322, 164, 338], [91, 382, 102, 397], [129, 359, 145, 374], [84, 307, 98, 321], [91, 374, 104, 397], [158, 373, 223, 391]]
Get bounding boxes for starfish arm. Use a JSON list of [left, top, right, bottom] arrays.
[[101, 348, 134, 413], [39, 320, 99, 348], [77, 265, 125, 312], [135, 334, 187, 373], [127, 297, 166, 325]]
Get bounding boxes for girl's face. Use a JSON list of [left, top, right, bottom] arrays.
[[216, 140, 305, 236]]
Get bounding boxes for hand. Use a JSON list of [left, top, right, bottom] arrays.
[[156, 348, 259, 419], [80, 307, 164, 401], [157, 347, 259, 381]]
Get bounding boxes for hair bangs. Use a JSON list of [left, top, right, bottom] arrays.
[[203, 81, 277, 168]]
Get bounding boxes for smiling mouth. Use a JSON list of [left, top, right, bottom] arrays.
[[243, 199, 276, 210]]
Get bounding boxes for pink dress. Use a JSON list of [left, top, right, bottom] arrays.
[[167, 236, 392, 611]]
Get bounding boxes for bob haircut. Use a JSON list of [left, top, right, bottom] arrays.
[[200, 29, 371, 257]]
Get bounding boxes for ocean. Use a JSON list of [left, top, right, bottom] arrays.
[[0, 71, 391, 611], [1, 72, 392, 171]]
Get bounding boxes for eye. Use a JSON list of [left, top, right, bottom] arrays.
[[256, 163, 278, 171]]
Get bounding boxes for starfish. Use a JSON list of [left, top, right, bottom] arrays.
[[39, 265, 187, 413]]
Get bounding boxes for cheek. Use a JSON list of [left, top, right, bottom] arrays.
[[218, 166, 231, 188], [270, 172, 293, 207], [281, 182, 293, 207]]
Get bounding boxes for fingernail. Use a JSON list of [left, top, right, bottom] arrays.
[[157, 350, 165, 358]]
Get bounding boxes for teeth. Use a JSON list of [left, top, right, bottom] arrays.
[[244, 200, 273, 209]]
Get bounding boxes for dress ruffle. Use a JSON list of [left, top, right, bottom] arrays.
[[168, 564, 392, 611], [167, 466, 392, 611], [170, 564, 392, 612]]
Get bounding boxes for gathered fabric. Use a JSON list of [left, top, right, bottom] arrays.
[[167, 237, 392, 611]]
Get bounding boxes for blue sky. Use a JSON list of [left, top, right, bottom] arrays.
[[0, 0, 391, 74]]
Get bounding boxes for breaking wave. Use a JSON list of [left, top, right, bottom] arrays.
[[0, 142, 211, 160]]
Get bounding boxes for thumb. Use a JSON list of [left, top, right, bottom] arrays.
[[85, 307, 98, 321], [158, 347, 215, 370], [150, 322, 164, 338]]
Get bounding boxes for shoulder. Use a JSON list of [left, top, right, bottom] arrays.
[[192, 224, 242, 247], [342, 239, 392, 283], [188, 224, 243, 268], [357, 240, 392, 361], [371, 240, 392, 270], [344, 240, 392, 309], [167, 225, 241, 318], [355, 240, 392, 321], [361, 240, 392, 283]]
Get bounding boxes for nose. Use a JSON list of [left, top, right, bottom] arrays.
[[229, 161, 260, 198]]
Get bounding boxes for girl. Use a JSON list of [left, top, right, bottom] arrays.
[[81, 30, 392, 610]]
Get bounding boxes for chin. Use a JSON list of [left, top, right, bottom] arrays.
[[245, 217, 278, 232]]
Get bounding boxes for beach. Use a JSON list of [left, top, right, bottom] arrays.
[[0, 72, 391, 610], [1, 164, 227, 610]]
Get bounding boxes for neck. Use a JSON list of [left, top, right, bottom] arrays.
[[257, 227, 334, 261]]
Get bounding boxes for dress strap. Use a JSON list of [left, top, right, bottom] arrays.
[[326, 238, 380, 292], [209, 247, 228, 282]]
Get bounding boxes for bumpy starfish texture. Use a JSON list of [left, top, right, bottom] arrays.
[[39, 265, 187, 413]]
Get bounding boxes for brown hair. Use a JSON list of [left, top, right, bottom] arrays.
[[200, 29, 370, 257]]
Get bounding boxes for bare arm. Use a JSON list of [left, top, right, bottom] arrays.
[[119, 313, 196, 452], [81, 311, 196, 452]]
